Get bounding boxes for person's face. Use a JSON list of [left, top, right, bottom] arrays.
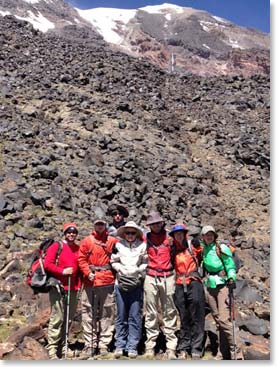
[[202, 231, 215, 245], [173, 231, 185, 243], [94, 222, 106, 234], [65, 229, 78, 243], [124, 229, 137, 243], [149, 222, 164, 234], [113, 212, 124, 223]]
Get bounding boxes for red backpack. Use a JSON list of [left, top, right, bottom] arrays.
[[26, 239, 62, 294]]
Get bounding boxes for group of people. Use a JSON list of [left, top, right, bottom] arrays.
[[43, 204, 244, 360]]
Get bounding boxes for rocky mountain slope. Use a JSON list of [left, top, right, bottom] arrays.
[[0, 1, 270, 77], [0, 15, 270, 360]]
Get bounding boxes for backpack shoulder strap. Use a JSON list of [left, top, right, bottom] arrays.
[[55, 241, 63, 265], [216, 241, 232, 258], [187, 240, 199, 268], [215, 240, 222, 258]]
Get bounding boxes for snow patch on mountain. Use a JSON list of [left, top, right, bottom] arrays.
[[0, 10, 10, 16], [212, 15, 230, 24], [15, 10, 55, 32], [76, 7, 136, 44], [139, 3, 184, 14], [23, 0, 40, 4]]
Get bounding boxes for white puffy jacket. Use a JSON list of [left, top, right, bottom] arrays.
[[110, 239, 148, 279]]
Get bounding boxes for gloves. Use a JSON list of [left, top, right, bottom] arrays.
[[227, 278, 236, 290], [88, 272, 95, 282]]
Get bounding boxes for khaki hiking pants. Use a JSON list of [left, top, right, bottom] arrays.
[[144, 274, 178, 351], [81, 285, 115, 351], [47, 286, 78, 355], [205, 285, 243, 357]]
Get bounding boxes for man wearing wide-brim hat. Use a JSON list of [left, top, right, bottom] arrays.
[[143, 211, 178, 360], [107, 204, 129, 237], [111, 221, 147, 359]]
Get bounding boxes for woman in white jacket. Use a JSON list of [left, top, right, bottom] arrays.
[[111, 221, 148, 359]]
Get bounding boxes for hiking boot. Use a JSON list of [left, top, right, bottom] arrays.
[[79, 347, 94, 360], [48, 350, 58, 360], [62, 348, 75, 359], [191, 352, 201, 360], [167, 349, 177, 360], [144, 349, 155, 358], [230, 346, 244, 360], [114, 349, 123, 358], [213, 353, 223, 360], [178, 351, 189, 360], [128, 350, 138, 358], [99, 348, 108, 356]]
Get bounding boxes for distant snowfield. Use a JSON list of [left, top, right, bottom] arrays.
[[76, 3, 186, 45], [140, 3, 184, 14], [76, 7, 136, 44], [23, 0, 40, 3], [15, 10, 55, 32], [0, 10, 10, 16]]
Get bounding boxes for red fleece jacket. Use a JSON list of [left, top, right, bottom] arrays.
[[44, 240, 82, 290]]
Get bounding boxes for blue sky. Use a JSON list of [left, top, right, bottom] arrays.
[[67, 1, 270, 33]]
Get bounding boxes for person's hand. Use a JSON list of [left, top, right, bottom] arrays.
[[227, 278, 236, 290], [63, 267, 73, 275], [88, 272, 95, 282], [125, 269, 138, 277]]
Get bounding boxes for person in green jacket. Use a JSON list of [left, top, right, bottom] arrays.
[[201, 225, 244, 360]]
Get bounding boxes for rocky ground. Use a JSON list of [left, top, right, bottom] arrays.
[[0, 16, 270, 360]]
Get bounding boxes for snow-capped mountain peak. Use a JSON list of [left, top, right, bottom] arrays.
[[0, 0, 269, 76]]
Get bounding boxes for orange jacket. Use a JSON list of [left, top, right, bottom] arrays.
[[174, 240, 203, 285], [78, 230, 117, 287]]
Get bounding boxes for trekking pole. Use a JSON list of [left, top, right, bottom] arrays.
[[65, 275, 71, 359], [228, 285, 237, 360]]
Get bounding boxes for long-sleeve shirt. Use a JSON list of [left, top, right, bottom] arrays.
[[44, 240, 82, 291], [202, 240, 236, 288], [78, 230, 117, 287], [174, 239, 203, 285]]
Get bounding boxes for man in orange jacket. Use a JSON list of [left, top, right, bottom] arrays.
[[78, 217, 118, 359]]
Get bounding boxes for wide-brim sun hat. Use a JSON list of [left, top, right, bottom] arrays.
[[169, 224, 189, 237], [146, 211, 164, 225], [201, 225, 218, 238], [117, 221, 143, 239]]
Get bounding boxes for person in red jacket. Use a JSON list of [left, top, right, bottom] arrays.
[[78, 216, 118, 359], [170, 224, 205, 360], [144, 211, 178, 360], [44, 222, 82, 360]]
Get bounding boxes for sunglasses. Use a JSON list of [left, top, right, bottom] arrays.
[[66, 231, 78, 234], [125, 231, 137, 235]]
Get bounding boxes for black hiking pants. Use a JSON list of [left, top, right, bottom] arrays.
[[174, 281, 205, 356]]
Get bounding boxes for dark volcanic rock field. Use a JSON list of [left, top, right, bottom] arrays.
[[0, 16, 270, 360]]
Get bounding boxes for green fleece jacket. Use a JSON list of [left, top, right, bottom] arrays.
[[201, 241, 236, 289]]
